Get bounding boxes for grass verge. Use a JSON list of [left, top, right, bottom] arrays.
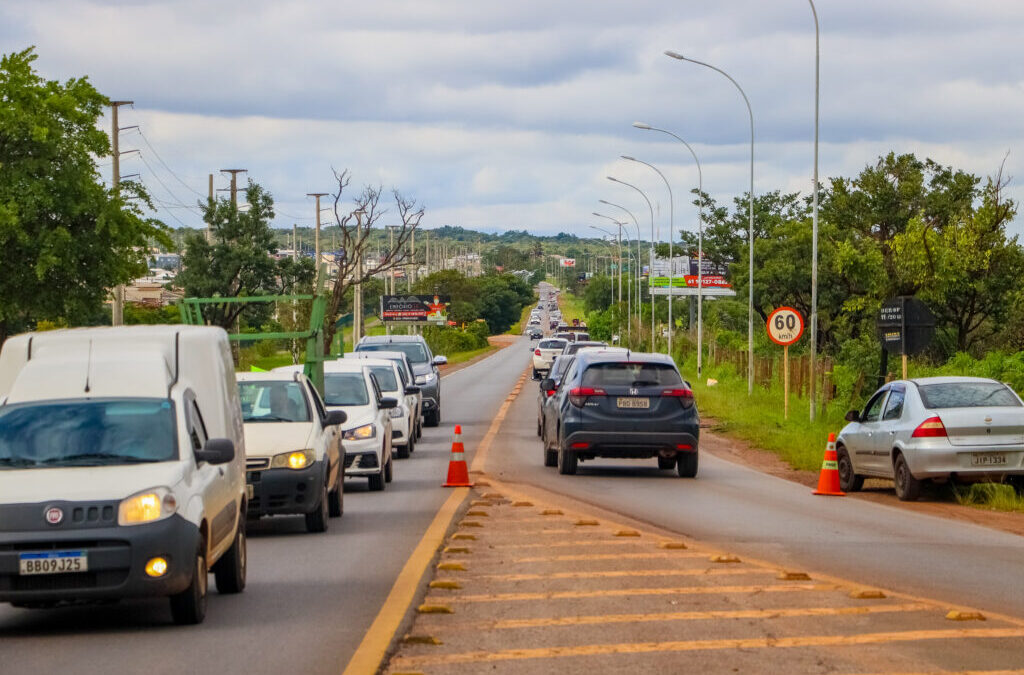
[[508, 304, 534, 335], [953, 483, 1024, 513], [444, 344, 497, 366]]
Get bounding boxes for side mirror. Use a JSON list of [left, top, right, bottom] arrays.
[[404, 385, 421, 395], [379, 397, 399, 410], [195, 438, 235, 465], [845, 410, 860, 423], [324, 410, 347, 427], [540, 378, 556, 391], [432, 355, 448, 366]]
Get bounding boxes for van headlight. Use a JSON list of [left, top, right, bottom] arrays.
[[118, 487, 177, 526], [271, 449, 315, 470], [343, 424, 376, 441]]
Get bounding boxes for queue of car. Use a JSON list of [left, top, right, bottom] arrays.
[[0, 326, 448, 625]]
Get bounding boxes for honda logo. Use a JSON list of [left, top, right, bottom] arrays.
[[629, 388, 639, 395]]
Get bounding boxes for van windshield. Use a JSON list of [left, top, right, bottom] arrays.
[[358, 343, 428, 364], [0, 398, 177, 469], [324, 373, 370, 406]]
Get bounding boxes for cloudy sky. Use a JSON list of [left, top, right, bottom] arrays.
[[3, 0, 1024, 237]]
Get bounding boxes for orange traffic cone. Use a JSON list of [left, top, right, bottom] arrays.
[[443, 425, 473, 488], [813, 433, 845, 496]]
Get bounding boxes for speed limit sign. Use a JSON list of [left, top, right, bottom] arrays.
[[767, 306, 804, 346]]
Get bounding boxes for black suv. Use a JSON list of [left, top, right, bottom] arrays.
[[541, 351, 699, 477]]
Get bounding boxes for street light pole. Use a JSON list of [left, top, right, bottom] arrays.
[[599, 200, 643, 335], [808, 0, 821, 421], [621, 156, 674, 357], [608, 176, 656, 350], [632, 123, 705, 378], [665, 50, 756, 395], [592, 217, 630, 343]]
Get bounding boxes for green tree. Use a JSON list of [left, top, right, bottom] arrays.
[[0, 47, 168, 344], [176, 181, 315, 329], [583, 275, 613, 313]]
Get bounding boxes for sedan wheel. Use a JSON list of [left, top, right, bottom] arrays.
[[837, 445, 864, 492], [893, 453, 922, 501]]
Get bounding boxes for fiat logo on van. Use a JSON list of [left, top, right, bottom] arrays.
[[44, 506, 64, 525]]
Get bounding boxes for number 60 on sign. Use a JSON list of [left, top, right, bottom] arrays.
[[767, 307, 804, 346]]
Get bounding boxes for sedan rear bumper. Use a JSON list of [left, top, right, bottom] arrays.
[[904, 446, 1024, 479], [563, 430, 699, 460]]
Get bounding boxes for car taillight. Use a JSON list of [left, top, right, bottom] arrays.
[[569, 386, 606, 407], [534, 348, 541, 356], [661, 388, 695, 408], [912, 416, 947, 438], [545, 389, 557, 397]]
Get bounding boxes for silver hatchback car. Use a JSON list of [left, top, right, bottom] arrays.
[[837, 376, 1024, 501]]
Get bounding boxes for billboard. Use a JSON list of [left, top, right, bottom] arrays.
[[559, 258, 576, 268], [380, 295, 450, 324]]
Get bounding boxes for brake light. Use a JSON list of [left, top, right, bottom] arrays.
[[570, 442, 590, 449], [661, 388, 694, 408], [912, 416, 947, 438], [534, 348, 541, 356], [545, 389, 557, 398], [569, 386, 606, 407]]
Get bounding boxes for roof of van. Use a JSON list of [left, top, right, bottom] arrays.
[[0, 325, 229, 403]]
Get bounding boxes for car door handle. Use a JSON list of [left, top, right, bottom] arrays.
[[889, 430, 897, 435]]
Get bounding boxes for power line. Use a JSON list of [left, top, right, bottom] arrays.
[[133, 129, 205, 198], [137, 153, 202, 213]]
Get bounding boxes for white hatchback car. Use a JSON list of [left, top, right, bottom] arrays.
[[343, 357, 415, 458], [279, 362, 395, 491], [345, 351, 422, 444], [236, 371, 346, 532]]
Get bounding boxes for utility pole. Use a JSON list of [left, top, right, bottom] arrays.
[[207, 174, 214, 243], [307, 193, 329, 279], [352, 210, 365, 342], [220, 169, 247, 206], [110, 100, 133, 327], [409, 228, 416, 288], [292, 224, 298, 261]]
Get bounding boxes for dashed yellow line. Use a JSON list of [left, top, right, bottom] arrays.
[[429, 583, 830, 604], [488, 602, 934, 629], [391, 628, 1024, 668], [513, 551, 704, 563], [478, 567, 772, 582]]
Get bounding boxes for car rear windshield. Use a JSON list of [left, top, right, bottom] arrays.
[[359, 343, 428, 364], [239, 381, 311, 422], [581, 362, 683, 387], [368, 366, 399, 392], [918, 382, 1021, 409], [0, 398, 177, 469], [324, 373, 370, 406], [540, 340, 566, 349]]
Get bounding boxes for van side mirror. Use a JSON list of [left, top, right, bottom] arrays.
[[404, 385, 421, 395], [379, 397, 398, 410], [845, 410, 860, 423], [196, 438, 235, 465], [432, 355, 448, 366], [324, 410, 347, 427]]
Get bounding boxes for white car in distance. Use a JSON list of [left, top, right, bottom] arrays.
[[236, 371, 346, 533], [345, 351, 422, 444], [343, 357, 416, 458]]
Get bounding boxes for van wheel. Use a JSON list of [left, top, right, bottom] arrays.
[[305, 480, 329, 533], [170, 546, 207, 625], [658, 456, 676, 471], [214, 521, 246, 594], [557, 444, 577, 476], [677, 452, 699, 478], [328, 478, 343, 518], [396, 442, 410, 459], [893, 453, 922, 501], [837, 445, 864, 492]]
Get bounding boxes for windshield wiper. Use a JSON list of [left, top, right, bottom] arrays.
[[0, 457, 37, 467], [38, 454, 162, 465], [245, 415, 295, 422]]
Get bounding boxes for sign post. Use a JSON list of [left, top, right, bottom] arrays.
[[766, 306, 805, 420]]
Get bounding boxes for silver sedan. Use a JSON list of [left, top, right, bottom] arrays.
[[837, 376, 1024, 501]]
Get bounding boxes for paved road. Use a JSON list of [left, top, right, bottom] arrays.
[[488, 342, 1024, 621], [0, 342, 530, 675]]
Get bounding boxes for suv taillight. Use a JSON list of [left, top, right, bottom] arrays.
[[912, 416, 947, 438], [661, 388, 695, 408], [569, 386, 606, 407]]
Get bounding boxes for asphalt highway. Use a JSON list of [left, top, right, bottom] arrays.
[[0, 342, 530, 675]]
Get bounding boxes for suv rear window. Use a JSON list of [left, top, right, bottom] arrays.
[[539, 340, 566, 349], [358, 343, 428, 364], [918, 382, 1021, 409], [581, 362, 682, 387]]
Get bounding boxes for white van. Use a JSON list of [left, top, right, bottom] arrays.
[[0, 326, 248, 625]]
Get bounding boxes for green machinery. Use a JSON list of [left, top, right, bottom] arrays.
[[178, 272, 334, 393]]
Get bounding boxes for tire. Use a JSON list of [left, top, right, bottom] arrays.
[[395, 442, 410, 459], [557, 441, 577, 476], [213, 519, 246, 594], [837, 445, 864, 492], [328, 476, 343, 518], [425, 409, 440, 428], [677, 452, 699, 478], [1008, 476, 1024, 497], [384, 455, 393, 484], [416, 420, 422, 440], [532, 369, 539, 380], [407, 431, 415, 454], [537, 415, 543, 437], [169, 545, 207, 625], [658, 456, 676, 471], [305, 479, 329, 533], [893, 452, 922, 501], [544, 446, 558, 467], [368, 461, 386, 492]]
